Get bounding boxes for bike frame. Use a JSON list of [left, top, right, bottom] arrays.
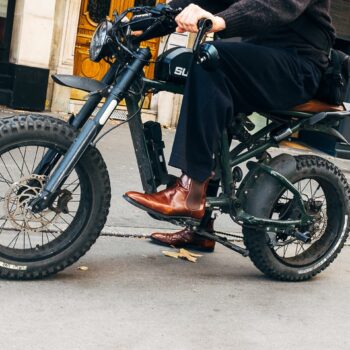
[[30, 44, 350, 234]]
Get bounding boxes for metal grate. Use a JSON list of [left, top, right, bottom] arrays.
[[92, 107, 128, 121]]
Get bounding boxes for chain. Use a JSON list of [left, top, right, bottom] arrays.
[[213, 230, 244, 241]]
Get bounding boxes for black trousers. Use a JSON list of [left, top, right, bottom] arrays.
[[169, 41, 322, 183]]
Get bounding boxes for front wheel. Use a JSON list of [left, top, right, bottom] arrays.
[[0, 115, 111, 279], [243, 155, 350, 281]]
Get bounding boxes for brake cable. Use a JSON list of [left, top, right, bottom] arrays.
[[92, 94, 147, 146]]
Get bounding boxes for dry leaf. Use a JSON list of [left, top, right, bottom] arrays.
[[162, 248, 202, 263], [179, 249, 202, 258], [78, 266, 89, 271], [163, 251, 180, 259]]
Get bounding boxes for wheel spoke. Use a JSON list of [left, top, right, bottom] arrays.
[[64, 177, 79, 188], [8, 150, 25, 178], [26, 231, 33, 250], [58, 214, 71, 226], [7, 230, 20, 248], [0, 218, 8, 235], [300, 179, 311, 194], [0, 155, 14, 183], [311, 183, 321, 199], [19, 147, 31, 176], [31, 146, 40, 174]]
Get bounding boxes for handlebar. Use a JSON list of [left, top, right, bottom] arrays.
[[120, 5, 179, 43], [125, 4, 181, 32], [124, 5, 213, 43], [114, 5, 215, 64]]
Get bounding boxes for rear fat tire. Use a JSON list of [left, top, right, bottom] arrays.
[[0, 115, 111, 280], [243, 155, 350, 281]]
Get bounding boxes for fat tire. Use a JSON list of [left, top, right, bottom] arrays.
[[243, 155, 350, 281], [0, 115, 111, 280]]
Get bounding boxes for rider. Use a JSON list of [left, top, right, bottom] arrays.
[[125, 0, 335, 251]]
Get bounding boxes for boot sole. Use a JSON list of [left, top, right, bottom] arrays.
[[123, 195, 202, 226]]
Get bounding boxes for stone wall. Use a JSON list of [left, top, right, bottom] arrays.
[[10, 0, 56, 69]]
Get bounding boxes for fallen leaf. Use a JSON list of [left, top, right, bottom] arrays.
[[78, 266, 89, 271], [179, 249, 203, 258], [162, 248, 203, 263], [163, 251, 180, 259]]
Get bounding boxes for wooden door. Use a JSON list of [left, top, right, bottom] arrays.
[[73, 0, 165, 102]]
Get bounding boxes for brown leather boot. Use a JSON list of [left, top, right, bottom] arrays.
[[150, 219, 216, 252], [124, 174, 211, 221]]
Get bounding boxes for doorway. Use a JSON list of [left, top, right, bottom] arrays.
[[0, 0, 15, 62]]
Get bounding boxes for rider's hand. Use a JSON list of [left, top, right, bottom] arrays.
[[175, 4, 226, 33], [122, 17, 143, 36]]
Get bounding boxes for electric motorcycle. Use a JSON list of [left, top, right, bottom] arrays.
[[0, 4, 350, 281]]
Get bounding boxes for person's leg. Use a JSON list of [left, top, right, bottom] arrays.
[[169, 41, 322, 182], [125, 42, 322, 222]]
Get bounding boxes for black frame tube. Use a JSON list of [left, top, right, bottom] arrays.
[[126, 94, 157, 194], [31, 49, 151, 212], [46, 48, 151, 194]]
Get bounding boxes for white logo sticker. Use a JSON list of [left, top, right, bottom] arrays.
[[0, 261, 27, 271], [99, 100, 118, 125], [174, 67, 188, 77]]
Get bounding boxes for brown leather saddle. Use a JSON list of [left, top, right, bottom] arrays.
[[292, 99, 346, 113]]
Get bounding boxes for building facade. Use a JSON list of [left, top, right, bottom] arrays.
[[0, 0, 188, 126], [0, 0, 349, 127]]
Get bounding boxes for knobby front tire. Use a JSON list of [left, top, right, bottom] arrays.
[[0, 115, 111, 279]]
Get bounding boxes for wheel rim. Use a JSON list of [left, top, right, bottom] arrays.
[[269, 176, 342, 267], [0, 143, 89, 262]]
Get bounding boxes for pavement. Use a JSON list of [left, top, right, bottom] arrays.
[[0, 109, 350, 350]]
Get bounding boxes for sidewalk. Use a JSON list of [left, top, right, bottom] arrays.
[[1, 236, 349, 350]]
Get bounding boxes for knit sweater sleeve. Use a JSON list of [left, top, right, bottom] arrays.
[[216, 0, 313, 38]]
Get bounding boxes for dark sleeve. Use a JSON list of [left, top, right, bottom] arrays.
[[168, 0, 229, 14], [216, 0, 313, 38]]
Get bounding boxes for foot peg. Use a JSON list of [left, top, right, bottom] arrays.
[[293, 231, 311, 243]]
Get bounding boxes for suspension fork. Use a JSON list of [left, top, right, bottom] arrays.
[[34, 64, 119, 177], [30, 48, 152, 213]]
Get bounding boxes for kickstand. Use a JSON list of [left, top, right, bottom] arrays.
[[195, 229, 249, 257]]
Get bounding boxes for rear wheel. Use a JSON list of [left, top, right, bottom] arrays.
[[0, 115, 111, 279], [243, 155, 350, 281]]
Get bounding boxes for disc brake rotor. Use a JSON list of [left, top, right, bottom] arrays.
[[4, 175, 59, 234]]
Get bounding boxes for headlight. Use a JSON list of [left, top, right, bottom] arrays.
[[90, 20, 113, 62]]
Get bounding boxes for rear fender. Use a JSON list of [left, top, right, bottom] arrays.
[[237, 154, 297, 217]]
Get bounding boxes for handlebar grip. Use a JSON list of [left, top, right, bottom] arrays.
[[197, 18, 213, 32]]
